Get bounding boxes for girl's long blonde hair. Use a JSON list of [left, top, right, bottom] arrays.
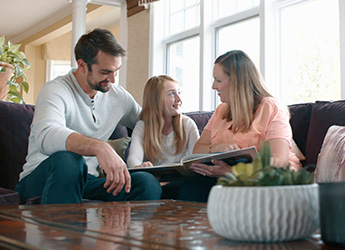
[[139, 75, 185, 163], [215, 50, 272, 132]]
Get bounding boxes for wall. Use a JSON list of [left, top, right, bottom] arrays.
[[20, 4, 148, 106], [126, 10, 150, 105], [45, 32, 71, 61], [22, 45, 45, 104]]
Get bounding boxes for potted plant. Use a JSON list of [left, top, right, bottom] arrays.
[[0, 35, 30, 103], [207, 142, 318, 242]]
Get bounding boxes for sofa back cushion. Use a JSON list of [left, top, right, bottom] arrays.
[[288, 103, 314, 160], [185, 111, 214, 135], [0, 101, 35, 190], [305, 100, 345, 166]]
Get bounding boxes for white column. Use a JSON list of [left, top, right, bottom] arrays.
[[71, 0, 87, 67], [119, 0, 128, 88], [200, 0, 215, 111], [260, 0, 278, 100]]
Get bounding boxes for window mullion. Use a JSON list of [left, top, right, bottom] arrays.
[[339, 0, 345, 99]]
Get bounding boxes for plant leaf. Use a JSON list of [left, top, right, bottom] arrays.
[[21, 81, 29, 93]]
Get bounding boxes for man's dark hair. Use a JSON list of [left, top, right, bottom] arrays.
[[74, 28, 126, 71]]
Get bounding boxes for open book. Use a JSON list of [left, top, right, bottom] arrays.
[[128, 146, 258, 182]]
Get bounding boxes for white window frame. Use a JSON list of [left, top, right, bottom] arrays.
[[150, 0, 345, 111], [46, 60, 71, 82]]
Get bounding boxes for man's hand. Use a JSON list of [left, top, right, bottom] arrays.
[[66, 132, 131, 196], [97, 142, 131, 196]]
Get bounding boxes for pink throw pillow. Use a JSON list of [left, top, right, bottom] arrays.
[[314, 125, 345, 183]]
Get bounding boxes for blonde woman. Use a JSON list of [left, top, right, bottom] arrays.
[[127, 75, 199, 169], [179, 50, 301, 202]]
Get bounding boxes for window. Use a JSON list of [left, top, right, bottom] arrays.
[[279, 0, 340, 104], [214, 0, 260, 19], [151, 0, 344, 111], [167, 36, 200, 111], [165, 0, 200, 36], [46, 60, 71, 82], [217, 16, 260, 70]]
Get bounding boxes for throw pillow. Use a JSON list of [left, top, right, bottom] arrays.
[[314, 125, 345, 183], [107, 137, 131, 161]]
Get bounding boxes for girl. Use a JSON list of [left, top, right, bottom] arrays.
[[127, 75, 199, 169]]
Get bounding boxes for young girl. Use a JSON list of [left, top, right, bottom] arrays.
[[127, 75, 199, 169]]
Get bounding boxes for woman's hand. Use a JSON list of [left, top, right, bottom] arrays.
[[188, 159, 233, 177], [134, 161, 153, 168]]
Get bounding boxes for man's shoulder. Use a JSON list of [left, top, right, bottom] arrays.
[[43, 75, 72, 91], [37, 75, 75, 104], [109, 84, 127, 95]]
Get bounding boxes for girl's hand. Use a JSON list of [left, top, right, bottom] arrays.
[[134, 161, 153, 168], [188, 159, 233, 177]]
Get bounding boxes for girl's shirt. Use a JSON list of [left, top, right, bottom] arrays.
[[127, 115, 200, 168]]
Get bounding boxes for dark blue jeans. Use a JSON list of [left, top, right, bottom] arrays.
[[177, 175, 217, 202], [15, 151, 162, 204]]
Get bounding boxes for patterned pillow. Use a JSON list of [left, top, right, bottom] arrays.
[[107, 137, 131, 160], [314, 125, 345, 183]]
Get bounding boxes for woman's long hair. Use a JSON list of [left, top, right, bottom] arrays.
[[215, 50, 272, 132], [139, 75, 185, 162]]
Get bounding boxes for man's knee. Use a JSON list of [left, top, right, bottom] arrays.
[[49, 151, 88, 178]]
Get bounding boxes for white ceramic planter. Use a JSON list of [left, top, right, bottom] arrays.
[[207, 184, 319, 242]]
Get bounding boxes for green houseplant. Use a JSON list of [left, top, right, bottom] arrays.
[[207, 142, 319, 242], [217, 142, 315, 187], [0, 35, 30, 103]]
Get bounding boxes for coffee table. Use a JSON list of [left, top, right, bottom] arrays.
[[0, 200, 324, 249]]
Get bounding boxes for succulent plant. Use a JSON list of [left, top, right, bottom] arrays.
[[0, 35, 30, 103], [217, 141, 314, 186]]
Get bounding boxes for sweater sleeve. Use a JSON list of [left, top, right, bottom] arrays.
[[126, 121, 145, 168], [183, 116, 200, 155], [31, 82, 75, 155]]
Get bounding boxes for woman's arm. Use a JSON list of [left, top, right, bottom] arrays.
[[193, 130, 239, 154], [193, 130, 213, 153], [268, 138, 290, 168]]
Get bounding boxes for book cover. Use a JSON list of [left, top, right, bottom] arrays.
[[128, 146, 258, 182]]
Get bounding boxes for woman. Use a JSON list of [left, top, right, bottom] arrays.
[[127, 75, 199, 169], [179, 50, 301, 202]]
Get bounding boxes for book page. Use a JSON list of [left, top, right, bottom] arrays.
[[182, 146, 258, 167]]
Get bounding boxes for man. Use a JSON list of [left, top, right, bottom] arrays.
[[15, 28, 162, 204]]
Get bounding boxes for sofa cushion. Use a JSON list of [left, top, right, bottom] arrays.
[[107, 136, 131, 160], [314, 125, 345, 183], [288, 102, 314, 157], [0, 101, 35, 191], [0, 187, 20, 206], [305, 100, 345, 166], [185, 111, 214, 135], [108, 124, 129, 140]]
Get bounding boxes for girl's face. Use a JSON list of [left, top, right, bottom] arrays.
[[163, 81, 182, 118], [212, 63, 231, 103]]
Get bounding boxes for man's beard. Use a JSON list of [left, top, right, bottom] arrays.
[[87, 79, 111, 93]]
